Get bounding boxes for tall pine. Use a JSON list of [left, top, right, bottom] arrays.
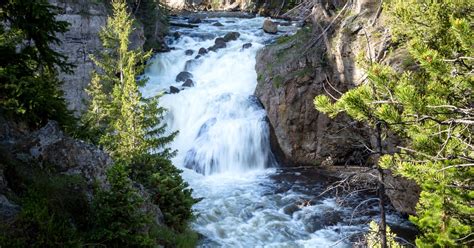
[[315, 0, 473, 246], [83, 0, 195, 233]]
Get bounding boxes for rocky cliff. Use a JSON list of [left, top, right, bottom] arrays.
[[255, 0, 419, 214], [50, 0, 167, 116]]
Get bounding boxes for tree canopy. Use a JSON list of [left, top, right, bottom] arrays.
[[315, 0, 473, 246]]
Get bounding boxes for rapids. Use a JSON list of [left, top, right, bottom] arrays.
[[142, 15, 413, 247]]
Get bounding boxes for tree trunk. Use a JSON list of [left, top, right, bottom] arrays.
[[376, 122, 387, 248]]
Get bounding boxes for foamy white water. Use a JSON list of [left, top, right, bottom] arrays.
[[142, 16, 412, 247]]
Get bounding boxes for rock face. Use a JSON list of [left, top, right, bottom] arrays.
[[255, 0, 419, 213], [50, 0, 166, 116], [263, 19, 278, 34], [256, 26, 370, 167], [28, 121, 112, 187]]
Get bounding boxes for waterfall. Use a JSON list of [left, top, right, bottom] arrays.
[[141, 15, 413, 247], [143, 17, 287, 175]]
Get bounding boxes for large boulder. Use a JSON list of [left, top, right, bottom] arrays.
[[223, 31, 240, 42], [170, 86, 180, 94], [176, 71, 193, 82], [28, 121, 112, 188], [182, 79, 195, 87], [208, 37, 227, 51], [263, 19, 278, 34], [198, 47, 208, 55]]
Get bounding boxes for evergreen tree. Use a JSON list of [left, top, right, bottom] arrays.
[[315, 0, 473, 246], [0, 0, 74, 127], [83, 0, 196, 234], [91, 163, 154, 247]]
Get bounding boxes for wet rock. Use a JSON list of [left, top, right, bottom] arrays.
[[282, 203, 300, 215], [263, 19, 278, 34], [212, 22, 224, 26], [195, 55, 202, 59], [209, 37, 226, 51], [182, 79, 195, 87], [242, 43, 252, 50], [0, 195, 20, 223], [170, 86, 180, 94], [197, 118, 217, 138], [184, 49, 194, 56], [198, 47, 208, 55], [223, 32, 240, 42], [176, 71, 193, 82], [173, 31, 181, 39], [188, 16, 201, 24]]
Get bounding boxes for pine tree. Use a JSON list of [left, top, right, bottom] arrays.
[[315, 0, 473, 246], [83, 0, 195, 234], [91, 163, 154, 247]]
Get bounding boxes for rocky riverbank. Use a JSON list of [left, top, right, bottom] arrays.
[[254, 0, 419, 214]]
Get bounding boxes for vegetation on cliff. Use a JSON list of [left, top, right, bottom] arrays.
[[0, 0, 196, 247], [315, 0, 473, 246]]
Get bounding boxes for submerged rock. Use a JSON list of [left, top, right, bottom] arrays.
[[188, 16, 201, 24], [173, 31, 181, 39], [170, 86, 180, 94], [212, 37, 227, 50], [184, 49, 194, 56], [212, 22, 224, 27], [184, 59, 200, 71], [263, 19, 278, 34], [198, 47, 208, 55], [223, 31, 240, 42], [242, 43, 252, 50], [182, 79, 195, 87], [176, 71, 193, 82]]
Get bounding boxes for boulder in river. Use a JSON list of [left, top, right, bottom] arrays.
[[184, 49, 194, 56], [209, 37, 226, 51], [188, 16, 201, 24], [242, 43, 252, 50], [198, 47, 208, 55], [169, 86, 180, 94], [173, 31, 181, 40], [212, 22, 224, 27], [176, 71, 193, 82], [182, 79, 195, 87], [223, 32, 240, 42], [263, 19, 278, 34]]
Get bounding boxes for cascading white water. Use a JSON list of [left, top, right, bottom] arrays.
[[142, 16, 413, 247], [143, 17, 282, 175]]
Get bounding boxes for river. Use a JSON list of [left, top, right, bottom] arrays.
[[142, 14, 413, 247]]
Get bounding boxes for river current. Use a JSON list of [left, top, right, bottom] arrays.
[[142, 15, 412, 247]]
